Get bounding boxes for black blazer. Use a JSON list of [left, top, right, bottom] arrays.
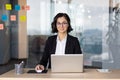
[[39, 34, 82, 68]]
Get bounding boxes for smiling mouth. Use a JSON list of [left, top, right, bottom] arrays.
[[60, 29, 64, 31]]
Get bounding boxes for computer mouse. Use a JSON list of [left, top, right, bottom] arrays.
[[36, 70, 42, 73]]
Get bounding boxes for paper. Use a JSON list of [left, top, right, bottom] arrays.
[[15, 5, 20, 11], [97, 69, 110, 73], [6, 4, 12, 10], [10, 15, 16, 21], [2, 15, 8, 21], [20, 16, 26, 22], [0, 24, 4, 30]]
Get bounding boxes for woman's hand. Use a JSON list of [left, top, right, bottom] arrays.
[[35, 64, 45, 71]]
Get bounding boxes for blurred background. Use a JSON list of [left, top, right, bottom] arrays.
[[0, 0, 120, 74]]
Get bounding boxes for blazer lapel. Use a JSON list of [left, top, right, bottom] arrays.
[[51, 35, 57, 54], [65, 34, 70, 54]]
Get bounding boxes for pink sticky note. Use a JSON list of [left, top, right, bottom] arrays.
[[22, 6, 25, 10], [25, 5, 30, 10], [22, 5, 30, 10], [0, 24, 4, 30], [10, 15, 16, 21]]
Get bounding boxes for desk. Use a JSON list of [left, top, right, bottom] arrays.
[[0, 68, 120, 80]]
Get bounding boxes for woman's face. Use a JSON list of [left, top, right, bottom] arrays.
[[56, 17, 68, 34]]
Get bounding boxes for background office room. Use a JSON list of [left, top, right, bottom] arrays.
[[0, 0, 120, 75]]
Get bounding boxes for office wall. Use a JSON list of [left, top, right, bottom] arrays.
[[10, 0, 19, 59], [0, 0, 10, 64], [18, 0, 27, 58], [10, 0, 27, 59], [0, 0, 28, 64]]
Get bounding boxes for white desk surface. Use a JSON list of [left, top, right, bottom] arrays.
[[0, 68, 120, 80]]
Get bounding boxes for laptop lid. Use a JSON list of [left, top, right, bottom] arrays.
[[51, 54, 83, 73]]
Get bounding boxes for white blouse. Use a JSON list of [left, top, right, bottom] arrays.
[[55, 35, 67, 55]]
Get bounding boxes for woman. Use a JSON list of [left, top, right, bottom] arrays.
[[35, 13, 82, 71]]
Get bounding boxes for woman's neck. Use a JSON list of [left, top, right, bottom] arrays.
[[58, 32, 67, 41]]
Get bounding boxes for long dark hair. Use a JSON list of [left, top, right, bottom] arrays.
[[51, 13, 73, 33]]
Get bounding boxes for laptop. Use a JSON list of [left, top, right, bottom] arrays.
[[51, 54, 83, 73]]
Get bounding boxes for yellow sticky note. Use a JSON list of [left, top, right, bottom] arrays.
[[6, 4, 12, 10], [20, 16, 26, 22]]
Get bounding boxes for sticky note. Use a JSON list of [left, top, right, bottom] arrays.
[[22, 6, 25, 10], [15, 5, 20, 11], [20, 15, 26, 22], [0, 24, 4, 30], [10, 15, 16, 21], [25, 5, 30, 10], [2, 15, 8, 21], [22, 5, 30, 10], [6, 4, 12, 10]]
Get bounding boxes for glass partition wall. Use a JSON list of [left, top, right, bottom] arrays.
[[102, 0, 120, 69], [27, 0, 51, 67], [27, 0, 120, 69]]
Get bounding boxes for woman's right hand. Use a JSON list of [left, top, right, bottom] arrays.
[[35, 64, 45, 71]]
